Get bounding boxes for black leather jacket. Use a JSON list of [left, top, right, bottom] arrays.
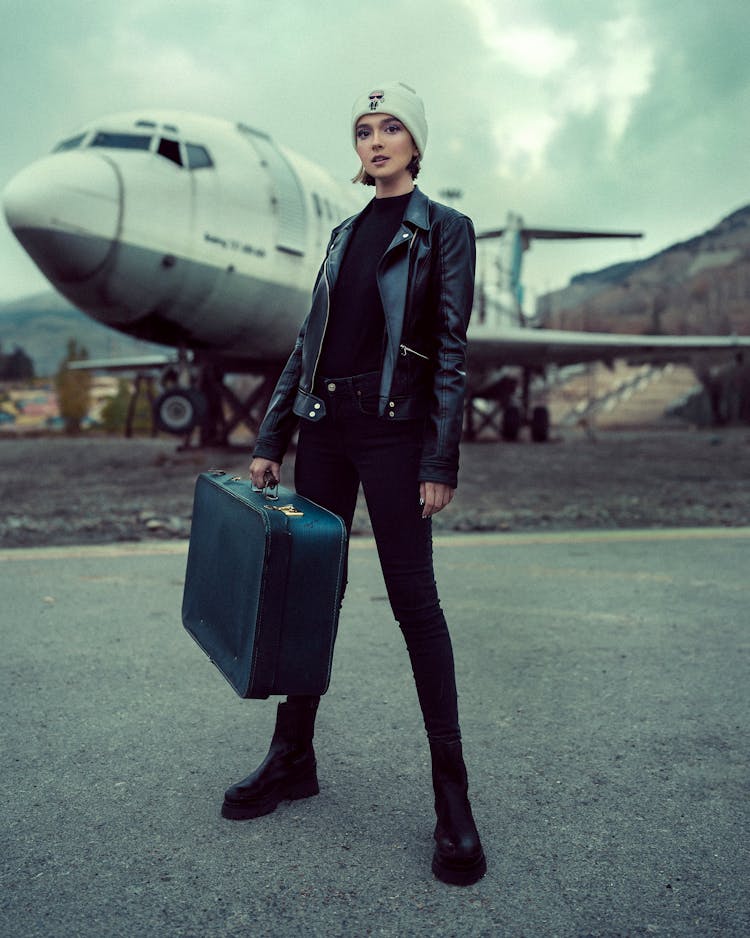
[[253, 187, 475, 488]]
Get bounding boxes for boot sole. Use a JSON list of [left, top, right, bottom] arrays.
[[221, 776, 319, 821], [432, 850, 487, 887]]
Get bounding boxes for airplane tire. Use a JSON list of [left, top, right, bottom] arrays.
[[531, 405, 550, 443], [501, 405, 522, 442], [154, 388, 207, 435]]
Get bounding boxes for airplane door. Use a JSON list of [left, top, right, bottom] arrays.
[[237, 126, 307, 256]]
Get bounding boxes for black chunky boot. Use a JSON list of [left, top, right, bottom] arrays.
[[430, 739, 487, 886], [221, 700, 319, 820]]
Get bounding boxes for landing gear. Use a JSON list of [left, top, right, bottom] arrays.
[[501, 404, 522, 441], [154, 388, 207, 435], [150, 360, 281, 448], [530, 405, 550, 443], [464, 367, 551, 442]]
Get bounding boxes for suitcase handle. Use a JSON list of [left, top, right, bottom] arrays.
[[250, 469, 279, 501]]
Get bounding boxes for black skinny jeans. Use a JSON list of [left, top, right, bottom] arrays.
[[288, 371, 460, 743]]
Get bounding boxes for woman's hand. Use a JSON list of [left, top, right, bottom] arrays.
[[249, 457, 281, 489], [419, 481, 455, 518]]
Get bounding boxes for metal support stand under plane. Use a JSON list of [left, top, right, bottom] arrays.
[[464, 367, 551, 442], [148, 360, 282, 448]]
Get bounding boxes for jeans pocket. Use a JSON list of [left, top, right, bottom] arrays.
[[355, 390, 380, 416]]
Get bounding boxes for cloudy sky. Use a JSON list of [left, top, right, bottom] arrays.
[[1, 0, 748, 308]]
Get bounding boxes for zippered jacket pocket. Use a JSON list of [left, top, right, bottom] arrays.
[[399, 343, 430, 361]]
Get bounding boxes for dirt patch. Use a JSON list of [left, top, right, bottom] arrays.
[[1, 426, 749, 548]]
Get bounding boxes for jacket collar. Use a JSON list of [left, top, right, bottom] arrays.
[[336, 186, 430, 235], [402, 186, 430, 231], [327, 187, 430, 279]]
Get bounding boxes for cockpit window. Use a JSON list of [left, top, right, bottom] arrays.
[[157, 137, 182, 166], [185, 143, 213, 170], [90, 132, 152, 151], [53, 133, 86, 153], [63, 129, 211, 170]]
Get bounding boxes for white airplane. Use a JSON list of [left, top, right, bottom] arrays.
[[4, 109, 749, 444]]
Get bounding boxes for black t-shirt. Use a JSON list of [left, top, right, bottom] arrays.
[[317, 191, 412, 378]]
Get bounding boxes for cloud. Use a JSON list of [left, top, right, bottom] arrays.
[[105, 32, 231, 113], [460, 3, 655, 180], [587, 14, 655, 145], [1, 0, 749, 304], [472, 13, 577, 78]]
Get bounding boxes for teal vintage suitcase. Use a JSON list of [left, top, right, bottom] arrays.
[[182, 471, 347, 698]]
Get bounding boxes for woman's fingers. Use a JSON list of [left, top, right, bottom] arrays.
[[249, 458, 280, 489], [419, 481, 455, 518]]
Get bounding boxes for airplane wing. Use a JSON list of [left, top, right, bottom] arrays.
[[67, 334, 750, 374], [467, 328, 750, 369], [476, 226, 643, 242], [67, 353, 180, 371]]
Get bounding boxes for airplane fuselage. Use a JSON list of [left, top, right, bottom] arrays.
[[3, 110, 364, 363]]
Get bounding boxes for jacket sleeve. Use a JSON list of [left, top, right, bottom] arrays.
[[418, 213, 475, 488], [251, 321, 307, 463], [252, 224, 341, 462]]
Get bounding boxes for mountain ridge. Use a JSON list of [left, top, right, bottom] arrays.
[[0, 292, 168, 377], [540, 203, 750, 336]]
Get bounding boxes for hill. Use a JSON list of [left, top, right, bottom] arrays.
[[538, 204, 750, 337], [0, 291, 168, 377]]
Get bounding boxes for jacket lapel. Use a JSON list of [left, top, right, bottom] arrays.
[[377, 189, 431, 391], [325, 219, 356, 286]]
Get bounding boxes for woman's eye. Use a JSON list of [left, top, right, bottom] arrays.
[[385, 123, 402, 133], [356, 128, 370, 139]]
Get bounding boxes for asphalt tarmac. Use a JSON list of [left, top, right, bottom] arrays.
[[2, 529, 749, 938]]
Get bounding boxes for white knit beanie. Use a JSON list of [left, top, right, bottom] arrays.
[[351, 81, 428, 157]]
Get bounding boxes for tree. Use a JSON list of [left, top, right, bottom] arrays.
[[0, 343, 35, 380], [55, 338, 92, 433], [99, 378, 153, 435], [99, 378, 131, 433]]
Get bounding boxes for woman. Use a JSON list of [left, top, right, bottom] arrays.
[[223, 81, 486, 887]]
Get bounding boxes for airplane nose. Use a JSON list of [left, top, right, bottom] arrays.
[[2, 151, 121, 283]]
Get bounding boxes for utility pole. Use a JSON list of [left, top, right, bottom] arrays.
[[439, 188, 463, 206]]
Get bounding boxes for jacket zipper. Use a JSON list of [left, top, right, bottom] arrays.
[[396, 231, 426, 363], [400, 343, 429, 361], [310, 256, 332, 390]]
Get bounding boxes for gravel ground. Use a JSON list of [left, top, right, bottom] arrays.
[[1, 425, 749, 547]]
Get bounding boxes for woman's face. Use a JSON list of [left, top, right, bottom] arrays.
[[355, 113, 418, 196]]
